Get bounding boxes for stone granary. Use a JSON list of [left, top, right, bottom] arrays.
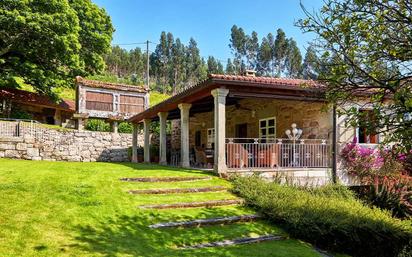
[[75, 76, 149, 132]]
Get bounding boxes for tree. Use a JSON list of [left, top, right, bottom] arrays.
[[171, 38, 186, 94], [298, 0, 412, 151], [258, 35, 273, 75], [302, 46, 320, 79], [207, 56, 224, 75], [229, 25, 248, 73], [285, 38, 302, 77], [226, 58, 236, 75], [0, 0, 113, 97], [246, 31, 259, 70], [185, 38, 206, 87], [273, 29, 289, 76]]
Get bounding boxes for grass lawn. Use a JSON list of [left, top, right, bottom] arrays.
[[0, 159, 332, 257]]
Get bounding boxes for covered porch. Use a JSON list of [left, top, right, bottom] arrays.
[[129, 74, 333, 176]]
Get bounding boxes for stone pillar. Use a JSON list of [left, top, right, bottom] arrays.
[[111, 121, 119, 133], [211, 88, 229, 174], [158, 112, 168, 165], [143, 119, 151, 163], [178, 103, 192, 168], [132, 123, 139, 163], [54, 109, 62, 126]]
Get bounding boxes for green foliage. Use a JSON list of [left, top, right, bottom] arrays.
[[150, 91, 170, 107], [298, 0, 412, 151], [9, 106, 32, 120], [118, 122, 132, 134], [85, 119, 110, 132], [0, 0, 113, 97], [229, 26, 306, 78], [232, 176, 412, 257]]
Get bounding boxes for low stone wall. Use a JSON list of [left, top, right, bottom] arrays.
[[0, 130, 143, 162]]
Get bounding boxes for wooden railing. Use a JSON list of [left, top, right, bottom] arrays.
[[225, 138, 330, 169]]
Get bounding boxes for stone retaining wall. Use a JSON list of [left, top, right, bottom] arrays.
[[0, 129, 143, 162]]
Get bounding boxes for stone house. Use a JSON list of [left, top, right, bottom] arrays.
[[128, 72, 382, 184]]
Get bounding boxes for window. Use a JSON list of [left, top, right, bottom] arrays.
[[207, 128, 215, 148], [357, 109, 378, 144], [259, 117, 276, 138]]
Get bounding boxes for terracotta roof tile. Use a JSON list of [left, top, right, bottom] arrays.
[[0, 87, 75, 112], [76, 76, 147, 93], [208, 74, 324, 88]]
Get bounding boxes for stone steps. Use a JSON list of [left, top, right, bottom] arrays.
[[179, 234, 285, 249], [129, 186, 227, 195], [120, 176, 212, 182], [149, 214, 261, 228], [138, 199, 244, 209]]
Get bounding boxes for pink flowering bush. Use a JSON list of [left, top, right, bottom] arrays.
[[341, 138, 412, 218]]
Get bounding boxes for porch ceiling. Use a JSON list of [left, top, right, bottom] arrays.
[[129, 75, 326, 123]]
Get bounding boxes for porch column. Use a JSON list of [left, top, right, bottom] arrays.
[[111, 121, 119, 133], [158, 112, 168, 165], [143, 119, 151, 163], [132, 123, 139, 163], [178, 103, 192, 168], [211, 88, 229, 174]]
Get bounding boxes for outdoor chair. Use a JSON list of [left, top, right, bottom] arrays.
[[226, 143, 249, 168]]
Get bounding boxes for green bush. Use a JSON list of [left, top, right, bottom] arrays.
[[231, 176, 412, 257], [118, 122, 132, 133], [85, 119, 110, 132]]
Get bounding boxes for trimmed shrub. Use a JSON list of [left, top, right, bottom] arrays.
[[85, 119, 111, 132], [118, 122, 133, 133], [231, 176, 412, 257]]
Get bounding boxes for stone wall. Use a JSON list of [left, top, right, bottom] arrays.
[[0, 129, 143, 162]]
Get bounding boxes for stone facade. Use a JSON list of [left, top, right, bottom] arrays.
[[0, 129, 143, 162], [169, 98, 333, 150]]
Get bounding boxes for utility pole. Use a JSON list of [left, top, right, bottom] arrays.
[[146, 40, 150, 91]]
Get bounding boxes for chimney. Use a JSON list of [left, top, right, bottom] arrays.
[[243, 70, 256, 77]]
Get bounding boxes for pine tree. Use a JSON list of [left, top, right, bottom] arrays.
[[258, 36, 272, 75], [246, 31, 259, 70]]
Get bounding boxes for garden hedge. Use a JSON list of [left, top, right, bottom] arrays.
[[231, 177, 412, 257]]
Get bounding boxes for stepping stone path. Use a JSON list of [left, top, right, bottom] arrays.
[[139, 199, 244, 209], [180, 234, 285, 249], [121, 175, 333, 255], [120, 176, 211, 182], [149, 214, 261, 228], [128, 186, 227, 195]]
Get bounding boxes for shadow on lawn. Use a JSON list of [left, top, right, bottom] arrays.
[[72, 208, 268, 257]]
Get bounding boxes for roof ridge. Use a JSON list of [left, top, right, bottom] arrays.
[[75, 76, 147, 92]]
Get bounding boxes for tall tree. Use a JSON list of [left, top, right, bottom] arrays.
[[185, 38, 206, 87], [298, 0, 412, 150], [171, 38, 186, 94], [229, 25, 248, 73], [302, 46, 320, 79], [207, 56, 224, 74], [285, 38, 302, 77], [258, 35, 273, 75], [273, 29, 289, 76], [246, 31, 259, 70], [0, 0, 113, 97], [226, 58, 236, 75]]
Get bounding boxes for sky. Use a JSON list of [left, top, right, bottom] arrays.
[[93, 0, 324, 64]]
